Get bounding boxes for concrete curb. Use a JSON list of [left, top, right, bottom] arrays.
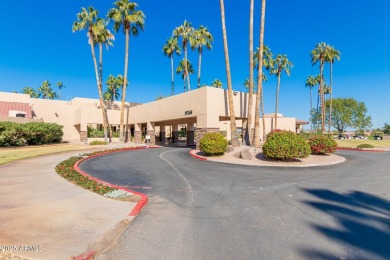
[[189, 150, 208, 160], [72, 146, 157, 259], [337, 147, 385, 152]]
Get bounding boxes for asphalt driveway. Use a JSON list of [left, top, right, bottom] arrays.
[[80, 148, 390, 260]]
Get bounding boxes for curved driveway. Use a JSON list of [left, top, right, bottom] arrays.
[[80, 148, 390, 260]]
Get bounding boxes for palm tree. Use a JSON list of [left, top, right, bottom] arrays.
[[176, 59, 194, 92], [21, 86, 40, 98], [310, 42, 328, 133], [305, 75, 320, 130], [104, 74, 123, 101], [247, 0, 255, 146], [108, 0, 145, 142], [219, 0, 240, 147], [190, 25, 213, 88], [270, 54, 293, 129], [56, 82, 65, 100], [72, 6, 109, 142], [173, 20, 194, 91], [253, 0, 267, 147], [325, 45, 341, 133], [38, 80, 57, 99], [162, 37, 181, 95], [254, 45, 273, 142], [211, 78, 222, 88]]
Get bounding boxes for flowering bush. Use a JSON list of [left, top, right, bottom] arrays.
[[262, 130, 311, 161], [200, 132, 228, 156], [308, 135, 337, 155]]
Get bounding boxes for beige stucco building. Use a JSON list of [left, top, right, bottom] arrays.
[[0, 87, 308, 147]]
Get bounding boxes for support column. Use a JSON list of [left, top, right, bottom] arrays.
[[195, 128, 220, 149], [172, 124, 179, 143], [146, 122, 156, 146], [134, 123, 142, 144], [160, 125, 167, 142], [187, 123, 195, 146]]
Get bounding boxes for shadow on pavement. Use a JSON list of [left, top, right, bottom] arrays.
[[299, 188, 390, 259]]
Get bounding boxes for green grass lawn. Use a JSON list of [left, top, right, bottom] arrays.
[[336, 139, 390, 148], [0, 144, 97, 165]]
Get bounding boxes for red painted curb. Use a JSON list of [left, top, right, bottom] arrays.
[[73, 249, 96, 260], [189, 150, 208, 161], [72, 146, 155, 259]]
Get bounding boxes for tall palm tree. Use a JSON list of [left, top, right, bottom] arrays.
[[21, 86, 40, 98], [190, 25, 213, 88], [211, 78, 222, 88], [108, 0, 145, 142], [254, 45, 273, 142], [270, 54, 293, 129], [56, 81, 65, 100], [173, 20, 194, 91], [325, 45, 341, 133], [219, 0, 239, 147], [305, 75, 320, 130], [176, 59, 194, 92], [73, 6, 109, 142], [246, 0, 255, 146], [38, 80, 57, 99], [162, 37, 181, 95], [310, 42, 328, 133], [253, 0, 267, 147]]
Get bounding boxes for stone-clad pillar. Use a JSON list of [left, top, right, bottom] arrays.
[[172, 124, 179, 143], [146, 122, 155, 146], [187, 123, 195, 146], [134, 123, 142, 144]]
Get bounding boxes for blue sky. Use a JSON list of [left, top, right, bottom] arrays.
[[0, 0, 389, 129]]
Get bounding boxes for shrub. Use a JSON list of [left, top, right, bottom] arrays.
[[0, 121, 63, 147], [88, 128, 105, 138], [89, 140, 108, 145], [200, 132, 228, 156], [262, 130, 311, 161], [308, 135, 338, 155], [357, 143, 375, 149]]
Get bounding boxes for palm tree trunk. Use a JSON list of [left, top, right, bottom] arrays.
[[198, 49, 202, 88], [120, 28, 130, 142], [316, 92, 320, 131], [184, 45, 191, 91], [275, 73, 281, 129], [171, 55, 174, 95], [328, 62, 333, 133], [309, 86, 313, 130], [261, 85, 266, 140], [90, 41, 108, 143], [320, 60, 325, 132], [254, 0, 267, 147], [247, 0, 254, 146], [99, 43, 109, 142], [220, 0, 239, 147]]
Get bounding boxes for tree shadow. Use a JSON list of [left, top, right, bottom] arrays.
[[299, 188, 390, 259]]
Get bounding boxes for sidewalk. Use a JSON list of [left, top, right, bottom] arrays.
[[0, 144, 139, 259]]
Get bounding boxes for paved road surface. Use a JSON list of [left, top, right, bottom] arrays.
[[80, 148, 390, 260]]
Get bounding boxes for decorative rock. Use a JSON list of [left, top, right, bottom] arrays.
[[239, 148, 252, 160]]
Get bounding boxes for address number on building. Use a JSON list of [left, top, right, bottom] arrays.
[[185, 110, 192, 116]]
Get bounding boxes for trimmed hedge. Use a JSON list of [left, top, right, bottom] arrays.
[[0, 121, 63, 147], [200, 132, 228, 156], [357, 143, 375, 149], [308, 135, 337, 155], [89, 140, 108, 145], [262, 130, 311, 161]]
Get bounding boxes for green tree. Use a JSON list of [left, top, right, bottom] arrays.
[[104, 74, 124, 101], [176, 59, 194, 92], [162, 37, 181, 95], [108, 0, 145, 142], [327, 98, 372, 133], [21, 86, 40, 98], [325, 45, 341, 133], [247, 0, 255, 145], [305, 75, 320, 130], [219, 0, 239, 147], [56, 81, 65, 100], [269, 54, 292, 129], [310, 42, 328, 132], [73, 6, 109, 142], [383, 123, 390, 134], [190, 26, 213, 89], [173, 20, 194, 91], [211, 79, 222, 88], [37, 80, 56, 99]]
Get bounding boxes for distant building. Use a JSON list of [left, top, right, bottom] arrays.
[[0, 88, 307, 147]]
